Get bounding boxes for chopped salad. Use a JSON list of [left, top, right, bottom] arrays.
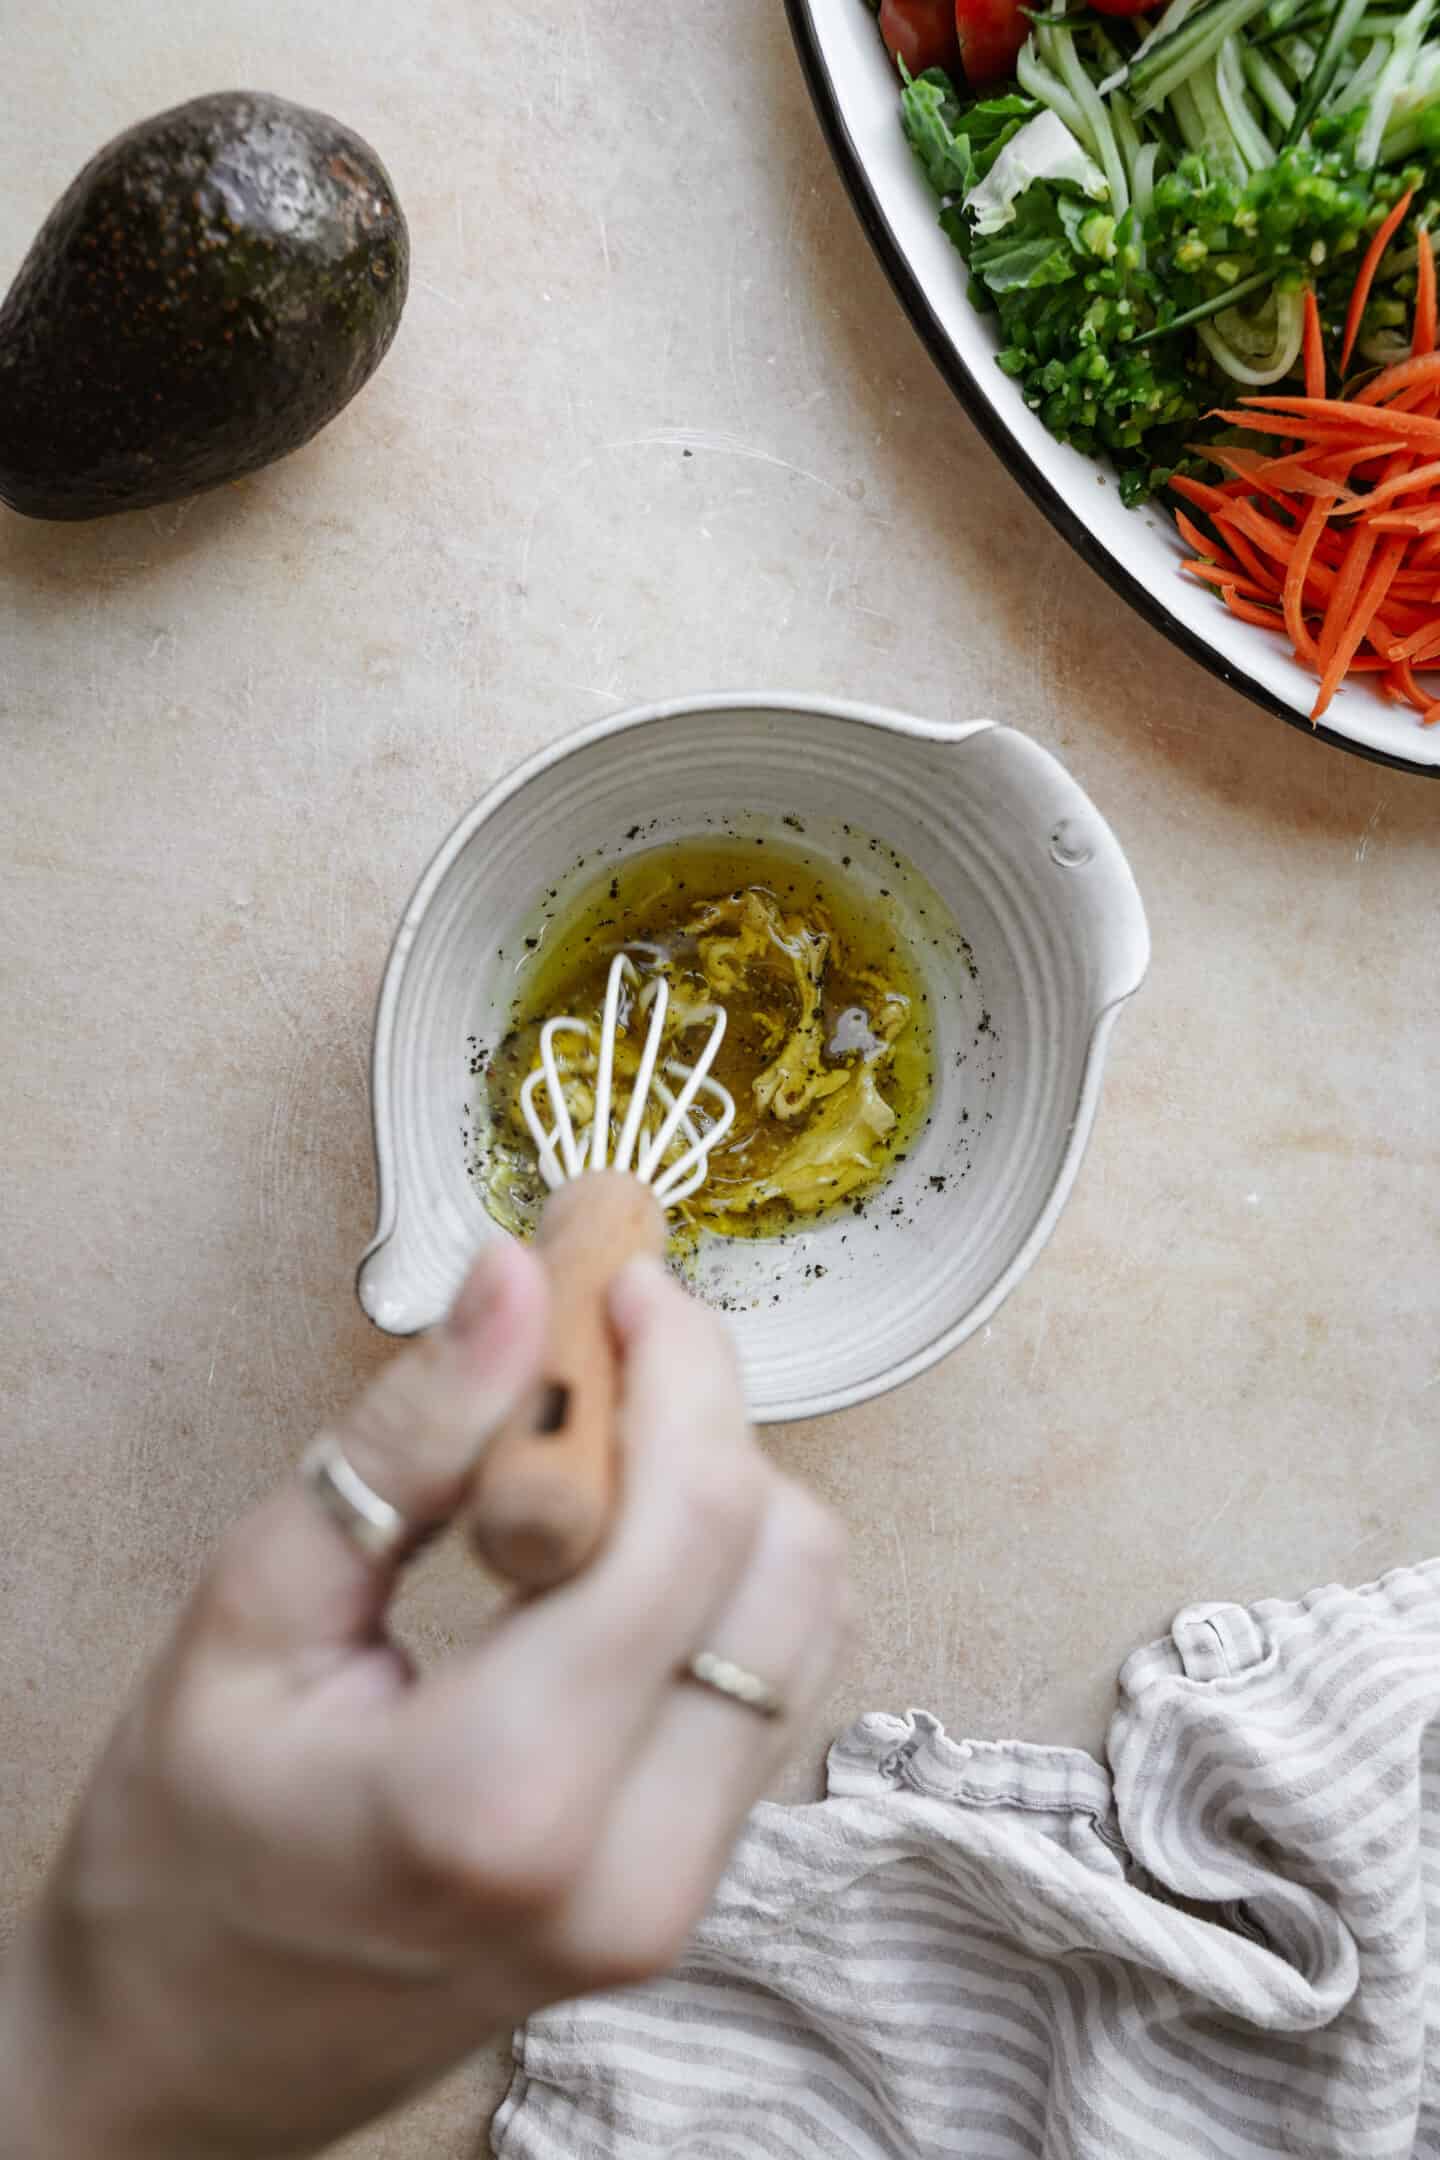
[[875, 0, 1440, 720]]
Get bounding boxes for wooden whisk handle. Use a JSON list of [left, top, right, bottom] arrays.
[[468, 1172, 667, 1590]]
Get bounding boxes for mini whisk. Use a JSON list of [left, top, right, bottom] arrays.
[[469, 952, 736, 1589]]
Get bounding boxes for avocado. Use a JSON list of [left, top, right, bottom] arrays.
[[0, 92, 409, 520]]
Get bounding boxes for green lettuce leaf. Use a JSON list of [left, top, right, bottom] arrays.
[[969, 187, 1082, 290], [901, 70, 1036, 199]]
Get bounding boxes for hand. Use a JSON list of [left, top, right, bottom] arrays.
[[1, 1247, 848, 2159]]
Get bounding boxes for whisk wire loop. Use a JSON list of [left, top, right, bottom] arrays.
[[613, 969, 669, 1175], [518, 952, 734, 1210]]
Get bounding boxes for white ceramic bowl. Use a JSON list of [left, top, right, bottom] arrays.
[[786, 0, 1440, 776], [359, 693, 1149, 1421]]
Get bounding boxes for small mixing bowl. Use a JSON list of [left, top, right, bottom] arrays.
[[359, 693, 1148, 1421]]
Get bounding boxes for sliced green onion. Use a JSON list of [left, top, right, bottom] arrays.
[[1131, 265, 1274, 343]]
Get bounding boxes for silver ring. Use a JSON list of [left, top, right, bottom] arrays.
[[301, 1435, 431, 1564], [681, 1650, 785, 1721]]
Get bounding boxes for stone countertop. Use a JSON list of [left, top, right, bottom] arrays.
[[3, 4, 1438, 2153]]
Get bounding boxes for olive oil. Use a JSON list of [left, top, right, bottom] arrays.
[[477, 836, 933, 1245]]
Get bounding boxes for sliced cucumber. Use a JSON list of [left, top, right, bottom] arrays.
[[1283, 0, 1370, 142], [1327, 34, 1392, 112], [1241, 38, 1298, 124], [1188, 50, 1254, 171], [1048, 22, 1132, 213], [1121, 0, 1277, 113], [1017, 36, 1098, 147], [1355, 0, 1435, 165], [1217, 32, 1278, 162], [1130, 139, 1161, 269]]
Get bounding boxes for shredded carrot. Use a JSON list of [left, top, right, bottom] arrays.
[[1340, 187, 1415, 373], [1209, 445, 1365, 502], [1218, 499, 1316, 568], [1413, 230, 1436, 360], [1221, 587, 1288, 632], [1214, 520, 1279, 589], [1237, 399, 1440, 455], [1368, 504, 1440, 532], [1183, 560, 1281, 600], [1313, 538, 1408, 719], [1284, 494, 1339, 666], [1338, 457, 1440, 517], [1173, 507, 1229, 559], [1321, 447, 1411, 668], [1318, 525, 1379, 674], [1353, 353, 1440, 406], [1169, 474, 1239, 516], [1392, 619, 1440, 665], [1390, 658, 1440, 718], [1176, 216, 1440, 727], [1301, 288, 1326, 400]]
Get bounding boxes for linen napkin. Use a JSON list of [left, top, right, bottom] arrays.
[[493, 1559, 1440, 2158]]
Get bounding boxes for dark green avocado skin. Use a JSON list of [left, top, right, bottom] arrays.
[[0, 91, 409, 519]]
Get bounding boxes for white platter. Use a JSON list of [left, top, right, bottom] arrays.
[[787, 0, 1440, 775]]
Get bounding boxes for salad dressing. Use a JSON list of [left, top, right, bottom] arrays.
[[477, 838, 934, 1246]]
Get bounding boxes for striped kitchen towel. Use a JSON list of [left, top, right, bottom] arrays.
[[492, 1560, 1440, 2158]]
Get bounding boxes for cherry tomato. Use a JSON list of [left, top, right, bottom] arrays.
[[878, 0, 959, 73], [953, 0, 1028, 86]]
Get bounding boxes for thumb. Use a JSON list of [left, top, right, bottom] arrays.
[[194, 1241, 547, 1663]]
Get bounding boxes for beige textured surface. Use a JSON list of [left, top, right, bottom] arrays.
[[3, 4, 1439, 2154]]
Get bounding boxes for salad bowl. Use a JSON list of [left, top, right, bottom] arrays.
[[787, 0, 1440, 775]]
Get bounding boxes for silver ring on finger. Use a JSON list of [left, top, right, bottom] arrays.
[[301, 1435, 440, 1564], [680, 1649, 785, 1722]]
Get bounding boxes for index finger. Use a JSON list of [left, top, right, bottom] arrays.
[[390, 1259, 770, 1807], [194, 1242, 548, 1663]]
